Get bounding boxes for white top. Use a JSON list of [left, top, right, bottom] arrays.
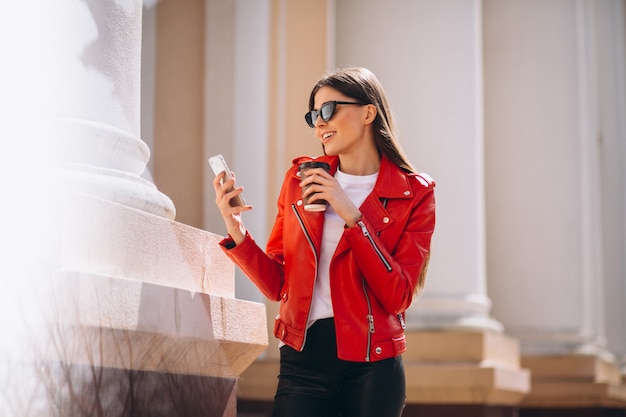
[[307, 168, 379, 327]]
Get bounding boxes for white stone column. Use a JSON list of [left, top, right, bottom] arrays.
[[1, 0, 173, 221], [484, 0, 611, 359], [593, 0, 626, 375], [484, 0, 626, 407], [336, 0, 502, 333], [47, 0, 175, 219], [332, 0, 529, 407]]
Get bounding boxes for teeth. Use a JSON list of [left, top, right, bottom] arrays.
[[323, 132, 333, 139]]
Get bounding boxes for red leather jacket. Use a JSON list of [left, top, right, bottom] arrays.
[[220, 155, 435, 362]]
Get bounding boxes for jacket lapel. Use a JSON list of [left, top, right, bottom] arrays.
[[334, 157, 413, 256]]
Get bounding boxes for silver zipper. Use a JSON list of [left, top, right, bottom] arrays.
[[363, 279, 374, 362], [291, 204, 318, 351], [397, 313, 406, 329], [357, 220, 392, 272]]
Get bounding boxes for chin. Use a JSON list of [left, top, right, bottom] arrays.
[[322, 144, 339, 156]]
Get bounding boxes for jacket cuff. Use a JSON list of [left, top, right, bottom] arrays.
[[219, 230, 253, 252]]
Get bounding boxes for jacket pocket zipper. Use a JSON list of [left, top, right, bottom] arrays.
[[397, 313, 406, 329], [357, 220, 392, 272], [363, 279, 374, 362]]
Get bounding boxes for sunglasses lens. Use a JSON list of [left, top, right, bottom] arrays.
[[304, 101, 338, 128], [320, 101, 336, 122], [305, 110, 317, 128]]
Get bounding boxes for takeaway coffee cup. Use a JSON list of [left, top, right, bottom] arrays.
[[299, 161, 331, 212]]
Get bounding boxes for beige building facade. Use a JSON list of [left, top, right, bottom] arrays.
[[1, 0, 625, 416]]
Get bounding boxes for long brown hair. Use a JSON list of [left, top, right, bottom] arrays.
[[308, 67, 415, 172]]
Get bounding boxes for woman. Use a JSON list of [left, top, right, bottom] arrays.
[[213, 67, 435, 417]]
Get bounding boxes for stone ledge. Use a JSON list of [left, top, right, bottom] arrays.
[[521, 355, 626, 408], [404, 364, 530, 404], [522, 381, 626, 407], [30, 273, 268, 378], [237, 330, 530, 406], [522, 355, 622, 384], [402, 331, 529, 405], [46, 191, 235, 298], [238, 360, 530, 406], [405, 330, 521, 369], [8, 191, 269, 379]]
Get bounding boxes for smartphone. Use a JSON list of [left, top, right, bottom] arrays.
[[209, 154, 246, 207]]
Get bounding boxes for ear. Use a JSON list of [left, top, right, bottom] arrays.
[[363, 104, 377, 125]]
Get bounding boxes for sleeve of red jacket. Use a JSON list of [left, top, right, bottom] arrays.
[[218, 174, 288, 302], [344, 179, 436, 315]]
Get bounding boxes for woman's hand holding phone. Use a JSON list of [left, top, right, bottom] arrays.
[[209, 154, 247, 207], [209, 155, 252, 245]]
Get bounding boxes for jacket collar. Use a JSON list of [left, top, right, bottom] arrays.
[[373, 156, 414, 199]]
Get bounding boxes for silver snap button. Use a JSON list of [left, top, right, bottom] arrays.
[[403, 190, 410, 196], [297, 200, 303, 206], [375, 347, 382, 355], [382, 217, 389, 224]]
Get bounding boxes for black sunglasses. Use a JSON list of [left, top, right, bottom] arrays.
[[304, 100, 369, 128]]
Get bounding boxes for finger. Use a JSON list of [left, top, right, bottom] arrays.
[[213, 171, 225, 191], [313, 167, 332, 179], [224, 185, 244, 202], [214, 176, 239, 210], [219, 177, 238, 197], [300, 172, 328, 187], [300, 167, 323, 180], [302, 184, 324, 200]]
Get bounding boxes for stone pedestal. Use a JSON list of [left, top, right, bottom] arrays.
[[403, 331, 529, 405], [1, 191, 268, 417], [238, 331, 530, 416], [520, 355, 626, 412], [0, 1, 269, 416]]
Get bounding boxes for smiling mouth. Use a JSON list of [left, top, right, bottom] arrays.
[[322, 132, 335, 141]]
